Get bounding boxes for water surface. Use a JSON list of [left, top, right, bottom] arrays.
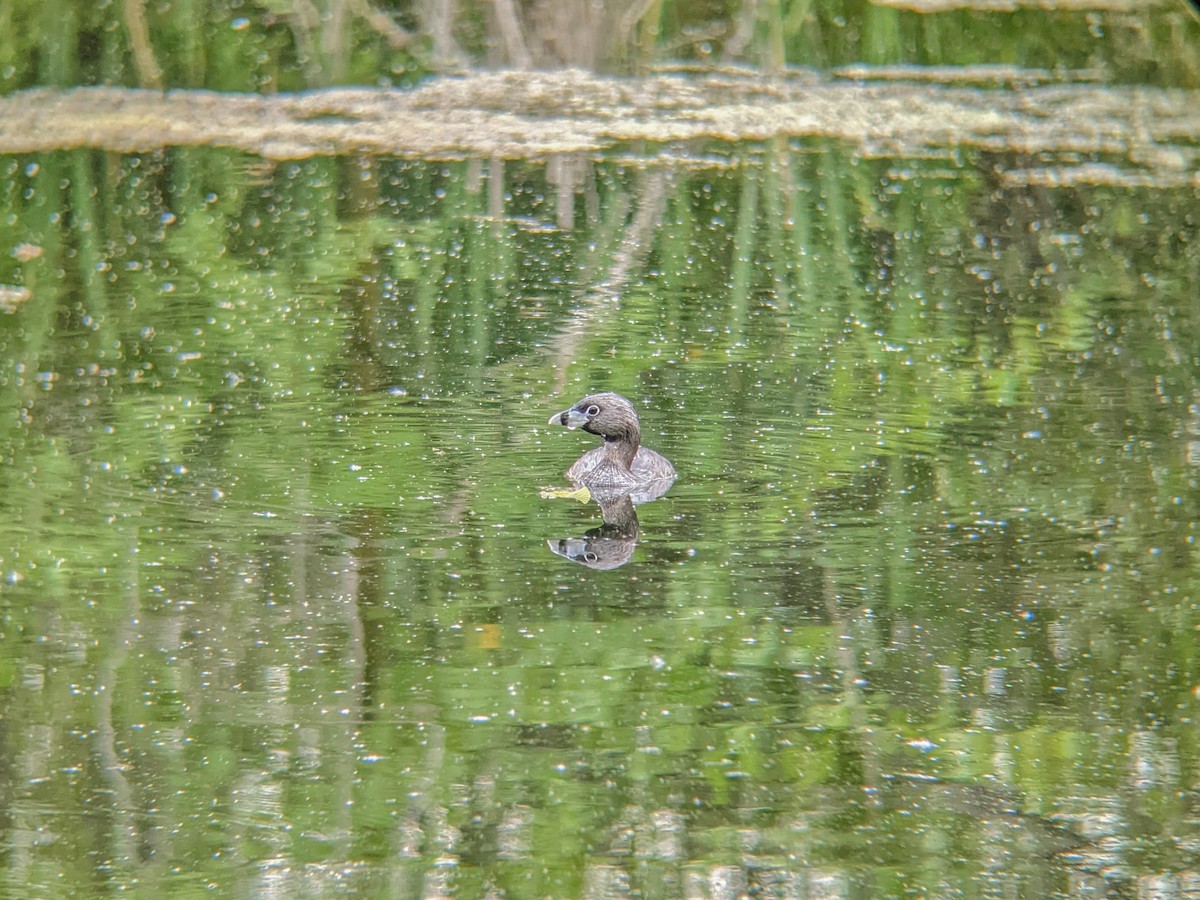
[[0, 133, 1197, 896]]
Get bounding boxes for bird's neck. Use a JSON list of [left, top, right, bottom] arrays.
[[603, 428, 640, 470]]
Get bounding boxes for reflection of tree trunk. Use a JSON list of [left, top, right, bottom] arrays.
[[323, 0, 350, 83], [620, 0, 663, 70], [423, 0, 466, 69], [290, 0, 324, 85], [9, 721, 56, 887], [343, 156, 386, 391], [340, 517, 451, 890], [822, 567, 883, 806], [513, 0, 659, 68], [333, 544, 367, 852], [352, 0, 413, 51], [488, 156, 505, 234], [122, 0, 163, 88], [548, 154, 586, 231], [94, 527, 143, 878], [290, 0, 417, 81], [397, 700, 447, 894], [595, 167, 667, 304], [724, 0, 758, 61], [492, 0, 532, 68], [549, 168, 669, 390]]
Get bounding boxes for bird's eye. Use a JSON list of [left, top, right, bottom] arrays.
[[585, 404, 600, 417]]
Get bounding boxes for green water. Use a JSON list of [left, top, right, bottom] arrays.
[[1, 142, 1198, 896]]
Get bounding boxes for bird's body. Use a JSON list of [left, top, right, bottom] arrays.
[[548, 392, 676, 497], [565, 444, 675, 486]]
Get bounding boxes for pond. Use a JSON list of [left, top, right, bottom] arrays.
[[1, 77, 1199, 896]]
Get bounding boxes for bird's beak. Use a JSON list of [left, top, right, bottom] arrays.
[[549, 408, 589, 429]]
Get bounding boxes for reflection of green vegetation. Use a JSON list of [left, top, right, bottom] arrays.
[[2, 0, 1198, 92], [0, 135, 1197, 893]]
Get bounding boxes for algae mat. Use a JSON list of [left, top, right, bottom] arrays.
[[2, 68, 1197, 185]]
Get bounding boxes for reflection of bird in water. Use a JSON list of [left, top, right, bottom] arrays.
[[547, 392, 676, 503], [548, 494, 639, 569]]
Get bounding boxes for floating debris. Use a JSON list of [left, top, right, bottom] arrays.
[[1001, 163, 1200, 189], [0, 69, 1194, 187], [0, 285, 32, 313]]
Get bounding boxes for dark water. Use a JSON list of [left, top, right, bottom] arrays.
[[0, 143, 1198, 896]]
